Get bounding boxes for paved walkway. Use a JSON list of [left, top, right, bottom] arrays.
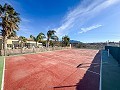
[[102, 50, 120, 90]]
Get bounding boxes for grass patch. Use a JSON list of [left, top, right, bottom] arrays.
[[0, 57, 4, 89]]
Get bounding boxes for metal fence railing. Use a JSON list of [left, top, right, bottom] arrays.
[[105, 46, 120, 64]]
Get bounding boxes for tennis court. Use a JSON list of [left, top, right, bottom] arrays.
[[4, 49, 101, 90]]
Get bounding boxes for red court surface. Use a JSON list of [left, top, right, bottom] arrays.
[[4, 49, 101, 90]]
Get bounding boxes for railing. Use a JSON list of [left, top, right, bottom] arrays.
[[105, 46, 120, 64]]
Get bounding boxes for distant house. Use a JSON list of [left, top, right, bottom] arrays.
[[7, 38, 19, 49], [26, 38, 42, 48], [0, 36, 42, 50], [0, 36, 19, 49], [70, 40, 81, 47], [107, 42, 119, 47]]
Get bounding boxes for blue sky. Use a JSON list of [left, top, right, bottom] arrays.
[[0, 0, 120, 43]]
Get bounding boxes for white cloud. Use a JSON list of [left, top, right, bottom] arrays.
[[0, 0, 12, 5], [79, 24, 102, 33], [21, 18, 31, 23], [19, 25, 32, 34], [0, 0, 21, 11], [53, 0, 120, 36], [18, 17, 32, 34]]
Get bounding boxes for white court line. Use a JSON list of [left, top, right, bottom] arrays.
[[99, 50, 102, 90], [1, 57, 5, 90], [79, 68, 100, 75]]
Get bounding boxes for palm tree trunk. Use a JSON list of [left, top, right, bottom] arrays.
[[21, 43, 23, 53], [36, 41, 37, 47], [46, 41, 47, 47], [47, 38, 49, 48], [3, 36, 7, 56]]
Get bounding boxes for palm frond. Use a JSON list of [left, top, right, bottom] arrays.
[[0, 3, 20, 38]]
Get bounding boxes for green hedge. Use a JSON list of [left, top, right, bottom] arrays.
[[105, 46, 120, 64]]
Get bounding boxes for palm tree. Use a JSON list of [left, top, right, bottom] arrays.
[[47, 30, 56, 47], [30, 32, 45, 46], [19, 36, 27, 47], [51, 35, 59, 41], [36, 32, 46, 43], [62, 35, 70, 47], [0, 3, 20, 55], [8, 30, 17, 38], [19, 36, 27, 53], [30, 35, 34, 39], [51, 35, 59, 46]]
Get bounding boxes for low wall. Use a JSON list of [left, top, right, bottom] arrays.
[[0, 47, 70, 56], [105, 46, 120, 64]]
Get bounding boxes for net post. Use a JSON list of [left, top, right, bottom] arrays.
[[108, 49, 109, 57]]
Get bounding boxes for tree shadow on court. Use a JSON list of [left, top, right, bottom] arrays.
[[76, 50, 101, 90]]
